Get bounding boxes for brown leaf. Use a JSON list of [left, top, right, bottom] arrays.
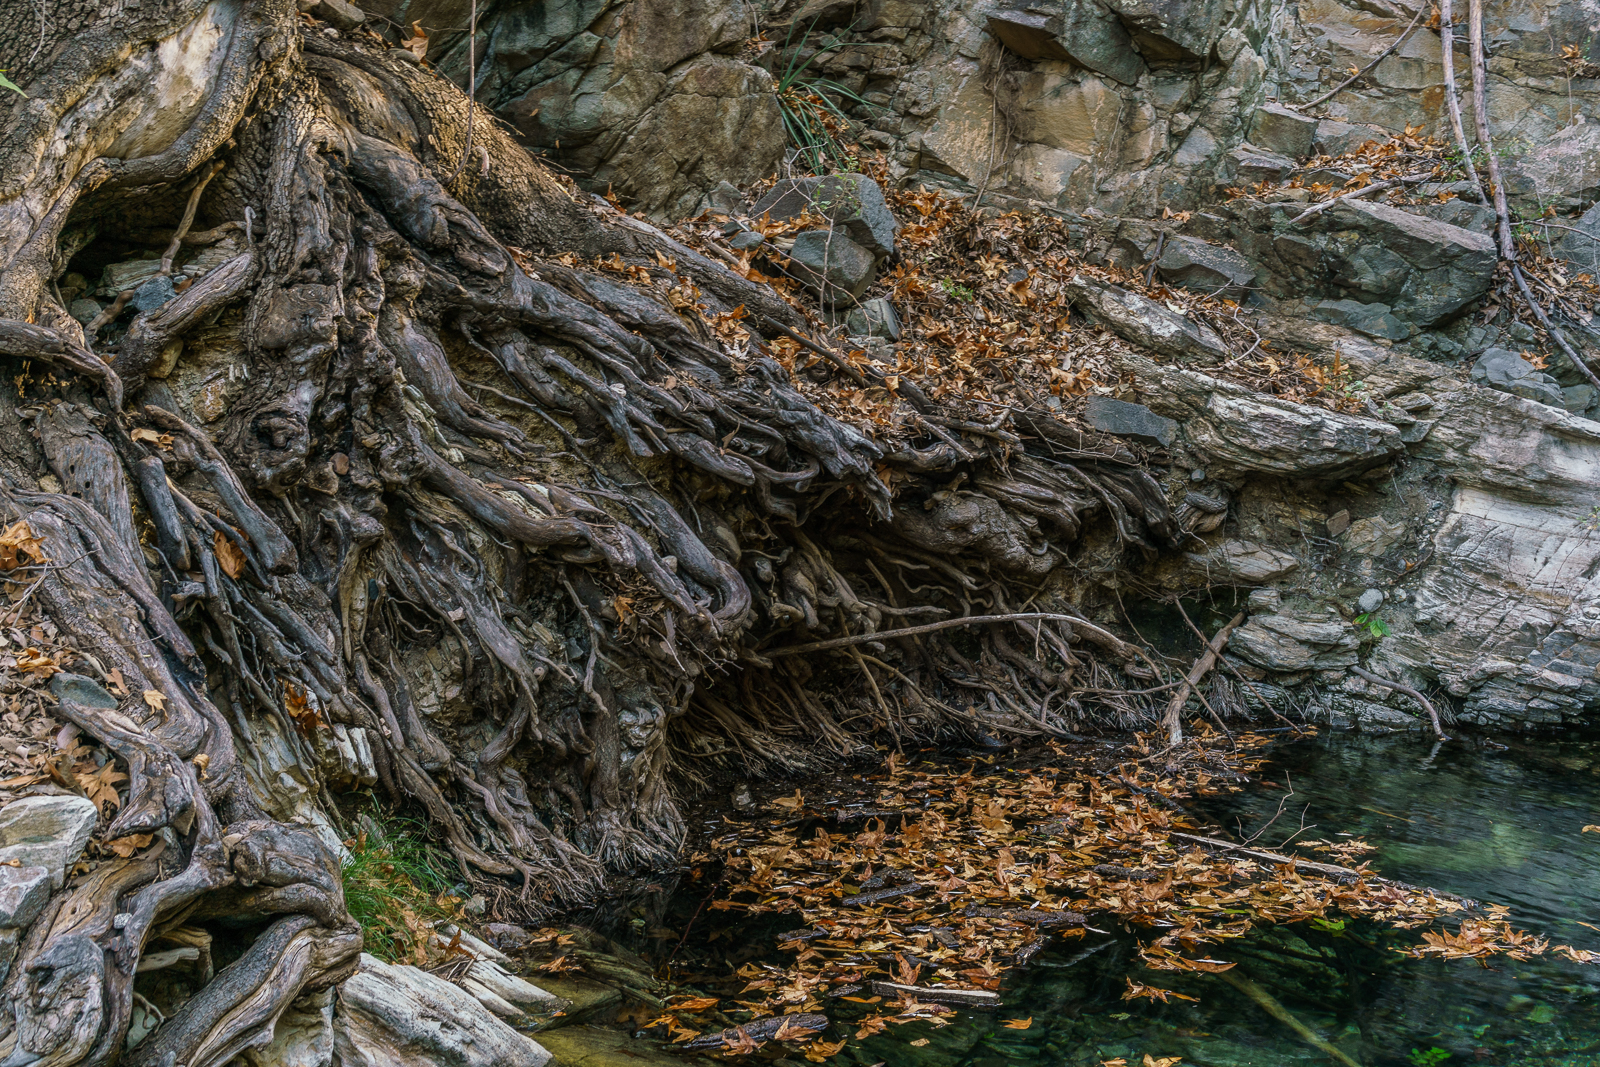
[[1002, 1017, 1033, 1029], [143, 689, 167, 712], [0, 521, 47, 572], [401, 21, 429, 60], [105, 833, 154, 858], [213, 530, 246, 579], [105, 668, 130, 698], [130, 428, 173, 448]]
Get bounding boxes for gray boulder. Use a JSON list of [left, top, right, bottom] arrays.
[[1563, 384, 1597, 415], [1230, 612, 1361, 671], [1470, 347, 1566, 408], [1307, 298, 1411, 341], [337, 954, 553, 1067], [0, 865, 51, 930], [786, 230, 877, 305], [1307, 199, 1497, 327], [0, 795, 98, 889], [1186, 539, 1300, 583], [1103, 0, 1225, 61], [751, 174, 899, 259], [1066, 276, 1230, 362], [1552, 199, 1600, 273], [1311, 119, 1385, 157], [1248, 103, 1317, 159], [1225, 145, 1296, 186], [1156, 236, 1256, 296], [301, 0, 364, 30], [1084, 396, 1177, 447], [68, 298, 101, 326], [985, 8, 1145, 86], [1417, 199, 1496, 236], [846, 297, 901, 341]]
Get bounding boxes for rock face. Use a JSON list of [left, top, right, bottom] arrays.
[[1470, 347, 1566, 409], [1231, 611, 1361, 671], [336, 954, 553, 1067]]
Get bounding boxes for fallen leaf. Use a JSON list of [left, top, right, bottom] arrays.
[[143, 690, 167, 712], [401, 20, 429, 60], [910, 1038, 930, 1046], [213, 530, 246, 579], [1144, 1057, 1183, 1067], [0, 521, 46, 572], [105, 833, 154, 858], [130, 428, 173, 448], [1002, 1017, 1032, 1029], [106, 668, 129, 698]]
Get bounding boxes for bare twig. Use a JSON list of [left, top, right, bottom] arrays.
[[1288, 174, 1430, 225], [161, 161, 225, 275], [1467, 0, 1515, 259], [767, 612, 1122, 658], [1218, 969, 1364, 1067], [1161, 611, 1246, 745], [1293, 1, 1428, 111], [1439, 0, 1485, 201], [1511, 264, 1600, 391], [1350, 665, 1448, 739]]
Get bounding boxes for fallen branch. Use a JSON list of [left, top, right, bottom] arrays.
[[1162, 611, 1246, 745], [681, 1013, 830, 1050], [1170, 831, 1479, 907], [761, 316, 933, 412], [1217, 968, 1364, 1067], [767, 612, 1114, 658], [1510, 264, 1600, 391], [1292, 1, 1429, 111], [1467, 0, 1516, 259], [1288, 175, 1430, 225], [1349, 665, 1449, 740], [868, 982, 1003, 1009]]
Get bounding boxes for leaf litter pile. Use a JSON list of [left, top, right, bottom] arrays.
[[642, 731, 1600, 1058]]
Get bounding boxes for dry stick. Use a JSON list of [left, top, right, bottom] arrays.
[[1293, 1, 1428, 111], [1467, 0, 1515, 260], [446, 0, 478, 188], [1349, 665, 1448, 740], [160, 160, 225, 275], [1287, 175, 1430, 225], [1161, 611, 1246, 745], [1217, 969, 1364, 1067], [767, 612, 1112, 658], [1439, 0, 1485, 201]]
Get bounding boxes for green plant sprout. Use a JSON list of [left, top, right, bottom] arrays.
[[1354, 612, 1391, 639], [774, 18, 883, 173]]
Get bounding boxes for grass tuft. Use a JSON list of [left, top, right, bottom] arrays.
[[341, 807, 462, 963]]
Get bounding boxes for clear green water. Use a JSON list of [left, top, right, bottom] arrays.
[[620, 731, 1600, 1067], [811, 731, 1600, 1067]]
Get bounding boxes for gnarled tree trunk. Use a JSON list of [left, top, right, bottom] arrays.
[[0, 3, 1177, 1062]]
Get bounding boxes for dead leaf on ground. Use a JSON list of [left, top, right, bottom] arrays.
[[401, 21, 429, 60], [0, 521, 46, 572], [213, 530, 246, 579], [143, 689, 167, 713]]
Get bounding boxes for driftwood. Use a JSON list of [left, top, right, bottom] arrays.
[[1217, 968, 1363, 1067], [1170, 832, 1480, 908], [868, 982, 1003, 1008], [1349, 666, 1449, 740], [1162, 611, 1246, 745], [681, 1012, 830, 1049]]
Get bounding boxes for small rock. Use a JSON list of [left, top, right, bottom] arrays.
[[0, 795, 99, 889], [1067, 276, 1229, 362], [726, 230, 765, 252], [786, 230, 877, 305], [705, 180, 746, 215], [464, 894, 488, 918], [483, 922, 534, 951], [1312, 118, 1386, 157], [1326, 509, 1351, 536], [1084, 396, 1177, 447], [1342, 516, 1406, 557], [1308, 299, 1412, 341], [1226, 145, 1296, 185], [130, 275, 177, 314], [1156, 236, 1257, 296], [68, 298, 101, 326], [98, 259, 163, 296], [846, 297, 901, 341], [1470, 347, 1566, 408], [304, 0, 364, 30], [1563, 384, 1597, 415], [730, 783, 756, 812], [1248, 103, 1318, 159], [0, 866, 51, 930], [1247, 587, 1282, 613], [1358, 589, 1385, 613], [1190, 468, 1206, 482], [752, 174, 899, 258], [1506, 321, 1537, 344]]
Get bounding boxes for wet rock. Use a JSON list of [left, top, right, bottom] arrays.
[[1156, 236, 1256, 296], [1084, 395, 1177, 447], [482, 923, 534, 951], [0, 795, 99, 889], [1186, 539, 1300, 583], [1470, 347, 1566, 409], [847, 297, 901, 340], [985, 7, 1145, 86], [786, 230, 878, 305], [1230, 612, 1361, 671], [1066, 277, 1230, 362], [1115, 354, 1404, 479], [1248, 103, 1317, 159], [1307, 299, 1411, 341], [751, 174, 899, 259], [336, 953, 553, 1067], [524, 975, 621, 1030]]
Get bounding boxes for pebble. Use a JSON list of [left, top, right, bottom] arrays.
[[1358, 588, 1384, 613]]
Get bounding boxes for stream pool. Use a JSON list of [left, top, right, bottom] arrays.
[[633, 730, 1600, 1067]]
